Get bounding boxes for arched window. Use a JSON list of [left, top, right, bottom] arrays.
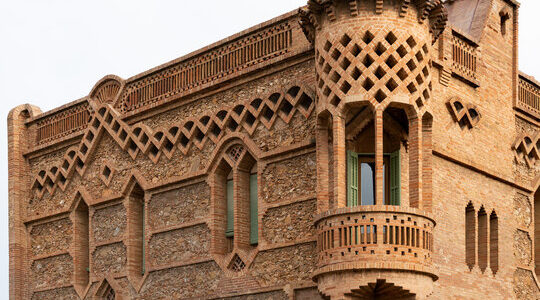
[[126, 181, 145, 277], [477, 207, 488, 272], [465, 202, 476, 270], [490, 211, 499, 274], [500, 10, 510, 36], [73, 196, 89, 291], [346, 106, 407, 206], [212, 144, 259, 254]]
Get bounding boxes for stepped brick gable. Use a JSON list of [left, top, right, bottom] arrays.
[[8, 0, 540, 299]]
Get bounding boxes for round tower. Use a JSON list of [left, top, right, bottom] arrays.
[[301, 1, 447, 299]]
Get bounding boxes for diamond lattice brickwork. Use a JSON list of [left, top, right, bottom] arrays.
[[315, 29, 433, 109]]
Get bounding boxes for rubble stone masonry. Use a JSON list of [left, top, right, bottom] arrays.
[[8, 0, 540, 299]]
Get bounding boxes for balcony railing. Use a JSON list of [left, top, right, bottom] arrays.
[[314, 205, 436, 279], [451, 34, 478, 85], [517, 74, 540, 117]]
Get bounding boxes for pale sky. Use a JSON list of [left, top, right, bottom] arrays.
[[0, 0, 538, 296]]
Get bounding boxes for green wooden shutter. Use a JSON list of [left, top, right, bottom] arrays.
[[226, 180, 234, 237], [390, 150, 401, 206], [347, 150, 359, 207], [250, 174, 258, 245]]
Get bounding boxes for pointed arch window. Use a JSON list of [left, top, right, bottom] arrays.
[[213, 144, 259, 254], [73, 197, 89, 291]]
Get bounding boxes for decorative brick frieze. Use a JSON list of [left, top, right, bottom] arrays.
[[447, 97, 481, 129], [118, 20, 294, 114], [513, 132, 540, 167], [35, 101, 92, 145], [31, 83, 315, 199], [10, 0, 540, 299]]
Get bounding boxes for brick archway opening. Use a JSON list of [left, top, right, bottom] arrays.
[[344, 279, 416, 300]]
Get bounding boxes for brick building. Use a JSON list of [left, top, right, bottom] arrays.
[[7, 0, 540, 299]]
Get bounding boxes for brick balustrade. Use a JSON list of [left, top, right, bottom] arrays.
[[517, 74, 540, 118], [314, 205, 436, 280]]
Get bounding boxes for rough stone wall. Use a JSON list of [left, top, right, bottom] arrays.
[[262, 199, 316, 244], [514, 230, 533, 266], [250, 243, 317, 287], [514, 192, 532, 229], [31, 287, 79, 300], [261, 152, 317, 204], [92, 203, 126, 243], [92, 242, 127, 275], [139, 262, 223, 299], [13, 0, 540, 299], [31, 254, 73, 290], [219, 290, 289, 300], [514, 268, 540, 300], [30, 218, 72, 256], [148, 224, 210, 266], [148, 182, 210, 229]]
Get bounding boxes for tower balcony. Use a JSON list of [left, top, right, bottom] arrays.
[[314, 205, 436, 299]]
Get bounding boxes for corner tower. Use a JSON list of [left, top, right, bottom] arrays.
[[301, 1, 447, 299]]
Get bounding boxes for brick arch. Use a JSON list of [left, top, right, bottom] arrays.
[[89, 75, 125, 107]]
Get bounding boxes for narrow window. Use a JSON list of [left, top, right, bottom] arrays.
[[347, 150, 359, 207], [73, 199, 89, 289], [490, 211, 499, 274], [347, 152, 392, 206], [465, 202, 476, 270], [500, 12, 510, 36], [250, 171, 258, 245], [478, 207, 488, 272], [127, 183, 145, 278], [226, 176, 234, 238], [389, 150, 400, 206]]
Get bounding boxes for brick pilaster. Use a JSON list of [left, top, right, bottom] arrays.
[[8, 104, 41, 300], [316, 115, 330, 213], [332, 114, 347, 208], [375, 109, 384, 205], [409, 116, 422, 209]]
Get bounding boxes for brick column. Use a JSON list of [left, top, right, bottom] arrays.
[[316, 116, 330, 213], [332, 114, 347, 208], [234, 167, 250, 249], [8, 104, 41, 300], [409, 116, 422, 209], [374, 109, 384, 205], [422, 114, 433, 212]]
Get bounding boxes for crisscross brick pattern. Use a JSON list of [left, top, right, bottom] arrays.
[[447, 97, 481, 129], [513, 133, 540, 168], [315, 28, 433, 108], [31, 84, 315, 199], [229, 254, 246, 272]]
